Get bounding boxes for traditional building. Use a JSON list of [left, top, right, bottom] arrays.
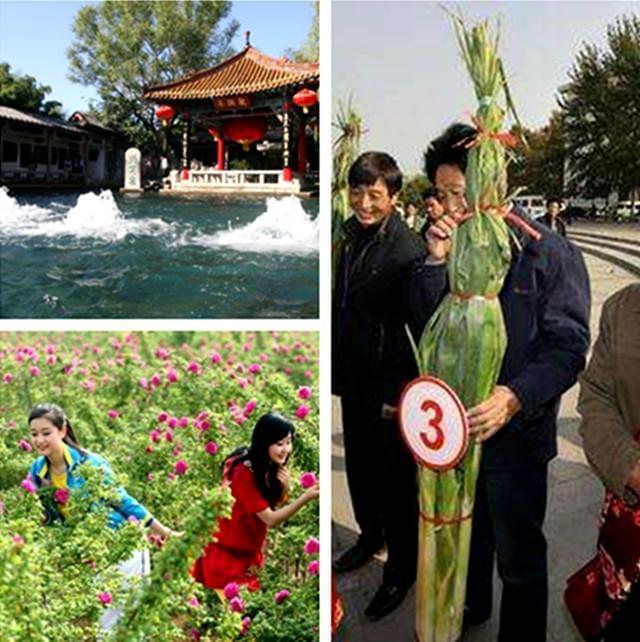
[[0, 106, 123, 189], [143, 33, 319, 194]]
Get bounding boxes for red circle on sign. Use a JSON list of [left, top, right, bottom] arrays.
[[398, 375, 469, 471]]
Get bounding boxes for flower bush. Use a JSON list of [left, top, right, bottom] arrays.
[[0, 331, 319, 641]]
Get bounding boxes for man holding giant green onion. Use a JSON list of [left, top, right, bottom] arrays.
[[418, 123, 591, 641]]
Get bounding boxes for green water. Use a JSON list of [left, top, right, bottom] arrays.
[[0, 189, 319, 318]]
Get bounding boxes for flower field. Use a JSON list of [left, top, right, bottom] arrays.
[[0, 331, 319, 642]]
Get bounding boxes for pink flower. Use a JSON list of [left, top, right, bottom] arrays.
[[274, 589, 290, 604], [150, 373, 162, 388], [12, 534, 25, 547], [54, 488, 70, 505], [211, 351, 221, 364], [0, 500, 4, 514], [241, 616, 251, 636], [199, 420, 210, 431], [147, 473, 154, 482], [107, 409, 119, 419], [157, 411, 168, 423], [29, 366, 40, 377], [238, 378, 248, 389], [229, 596, 245, 613], [304, 537, 320, 555], [223, 582, 239, 600], [167, 368, 178, 383], [21, 478, 36, 494], [168, 416, 178, 429], [188, 361, 202, 375], [205, 441, 218, 456], [295, 405, 310, 420], [174, 460, 188, 475], [98, 591, 112, 606], [3, 373, 14, 384], [155, 347, 170, 360], [300, 472, 317, 489], [189, 629, 201, 641], [18, 439, 32, 452], [297, 386, 312, 400], [244, 399, 257, 415], [165, 430, 173, 443], [249, 363, 261, 374], [178, 416, 188, 428], [138, 377, 149, 390], [149, 430, 160, 443], [188, 596, 200, 608], [307, 560, 320, 575]]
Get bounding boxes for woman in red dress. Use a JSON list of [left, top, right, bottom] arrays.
[[192, 412, 319, 591]]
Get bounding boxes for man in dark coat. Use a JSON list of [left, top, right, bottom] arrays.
[[332, 151, 444, 620], [419, 124, 591, 641], [541, 197, 567, 236]]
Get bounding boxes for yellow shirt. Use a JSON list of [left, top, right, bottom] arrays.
[[50, 469, 69, 517]]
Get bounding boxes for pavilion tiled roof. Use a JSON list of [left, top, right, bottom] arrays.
[[143, 46, 319, 102]]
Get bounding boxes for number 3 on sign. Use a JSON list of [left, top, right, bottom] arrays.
[[399, 376, 469, 470]]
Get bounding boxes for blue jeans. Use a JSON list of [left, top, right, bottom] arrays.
[[465, 464, 548, 642]]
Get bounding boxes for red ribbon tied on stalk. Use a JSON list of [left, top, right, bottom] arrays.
[[464, 114, 520, 149]]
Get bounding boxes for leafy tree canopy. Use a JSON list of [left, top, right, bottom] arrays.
[[0, 62, 64, 117], [67, 0, 239, 153], [286, 1, 319, 63], [558, 14, 640, 198]]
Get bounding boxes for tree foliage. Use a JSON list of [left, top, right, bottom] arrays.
[[508, 111, 566, 198], [67, 1, 239, 153], [0, 63, 63, 117], [558, 14, 640, 197], [286, 2, 319, 63]]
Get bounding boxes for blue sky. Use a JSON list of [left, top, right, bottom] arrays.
[[0, 0, 315, 113], [333, 1, 639, 173]]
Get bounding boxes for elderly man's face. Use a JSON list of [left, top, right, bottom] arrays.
[[434, 164, 467, 217], [349, 178, 397, 227]]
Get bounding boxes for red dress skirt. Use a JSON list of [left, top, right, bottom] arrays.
[[192, 461, 269, 590]]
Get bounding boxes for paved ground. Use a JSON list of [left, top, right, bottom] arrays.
[[332, 222, 639, 641]]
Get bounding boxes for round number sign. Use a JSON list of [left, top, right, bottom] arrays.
[[399, 375, 469, 471]]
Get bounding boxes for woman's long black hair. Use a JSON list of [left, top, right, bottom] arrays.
[[28, 403, 85, 453], [226, 412, 295, 508]]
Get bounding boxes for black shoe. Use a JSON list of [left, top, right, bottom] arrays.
[[364, 582, 409, 621], [332, 540, 383, 573]]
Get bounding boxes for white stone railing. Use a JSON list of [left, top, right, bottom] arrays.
[[170, 169, 301, 193]]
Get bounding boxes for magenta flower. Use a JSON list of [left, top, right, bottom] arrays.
[[150, 373, 162, 387], [188, 361, 202, 374], [223, 582, 239, 600], [241, 616, 251, 636], [249, 363, 261, 374], [189, 629, 202, 641], [21, 478, 36, 494], [158, 411, 168, 423], [12, 534, 25, 547], [29, 366, 40, 377], [54, 488, 70, 505], [274, 589, 290, 604], [229, 596, 245, 613], [307, 560, 320, 575], [178, 416, 188, 428], [304, 537, 320, 555], [167, 368, 178, 383], [205, 441, 218, 456], [174, 459, 188, 475], [244, 399, 257, 415], [18, 439, 32, 452], [168, 416, 178, 429], [3, 373, 13, 384], [238, 378, 248, 389], [155, 347, 170, 360], [107, 409, 119, 419], [297, 386, 312, 400], [300, 472, 317, 489], [165, 430, 173, 443], [211, 351, 221, 364], [295, 405, 310, 420], [138, 377, 149, 390], [98, 591, 112, 606], [188, 596, 200, 608], [149, 430, 160, 443]]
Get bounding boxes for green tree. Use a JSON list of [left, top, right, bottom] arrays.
[[558, 14, 640, 198], [508, 111, 566, 198], [286, 2, 319, 62], [67, 0, 239, 153], [0, 62, 64, 117]]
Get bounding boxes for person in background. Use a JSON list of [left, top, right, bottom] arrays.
[[541, 198, 567, 236], [332, 151, 445, 620], [420, 123, 590, 641], [423, 186, 445, 223], [578, 283, 640, 641]]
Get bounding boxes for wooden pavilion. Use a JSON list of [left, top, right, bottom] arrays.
[[143, 33, 319, 194]]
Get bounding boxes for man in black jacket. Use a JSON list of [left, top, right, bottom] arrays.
[[332, 151, 444, 620], [420, 124, 591, 641]]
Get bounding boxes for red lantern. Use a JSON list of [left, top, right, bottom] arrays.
[[222, 117, 268, 152], [292, 88, 318, 114], [155, 104, 176, 127]]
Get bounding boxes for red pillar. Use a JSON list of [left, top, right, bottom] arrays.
[[297, 120, 307, 176], [217, 137, 225, 170]]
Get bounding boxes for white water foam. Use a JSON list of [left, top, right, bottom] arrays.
[[0, 187, 172, 243], [184, 196, 319, 255]]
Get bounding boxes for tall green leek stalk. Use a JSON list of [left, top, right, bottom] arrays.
[[415, 17, 516, 641]]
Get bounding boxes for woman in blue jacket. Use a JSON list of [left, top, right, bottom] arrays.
[[25, 403, 180, 630]]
